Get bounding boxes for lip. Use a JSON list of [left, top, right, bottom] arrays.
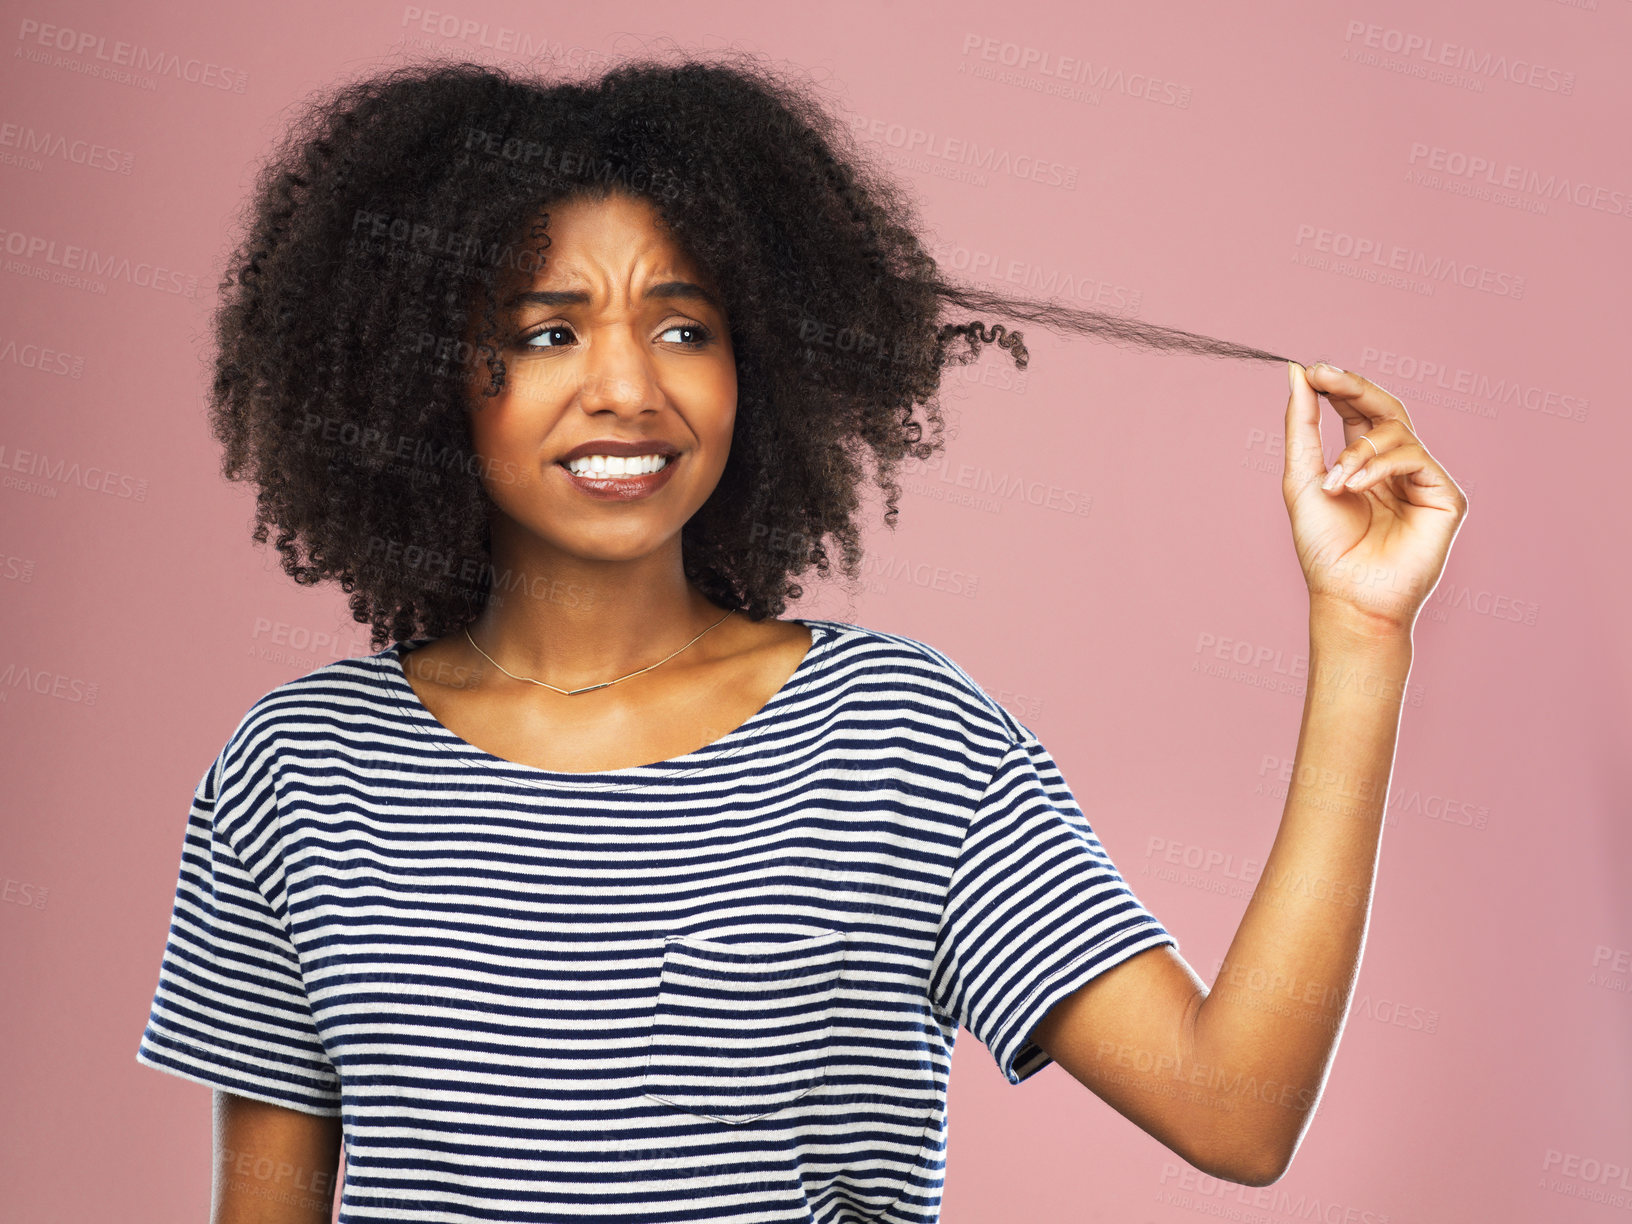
[[557, 438, 682, 463], [554, 450, 680, 501]]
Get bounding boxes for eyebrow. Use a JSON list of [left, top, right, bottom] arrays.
[[502, 280, 718, 310]]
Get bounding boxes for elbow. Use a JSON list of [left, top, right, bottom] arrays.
[[1228, 1149, 1294, 1188], [1184, 1084, 1307, 1186], [1189, 1140, 1295, 1189]]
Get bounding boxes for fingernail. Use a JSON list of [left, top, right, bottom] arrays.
[[1344, 466, 1367, 487], [1288, 360, 1298, 390], [1322, 467, 1344, 491], [1320, 361, 1344, 374]]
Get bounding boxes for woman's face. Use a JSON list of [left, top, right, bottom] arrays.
[[467, 190, 736, 565]]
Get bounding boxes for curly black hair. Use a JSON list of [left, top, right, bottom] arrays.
[[209, 50, 1293, 650]]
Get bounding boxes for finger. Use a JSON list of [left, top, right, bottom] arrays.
[[1327, 440, 1468, 512], [1302, 362, 1417, 441], [1284, 361, 1327, 492], [1319, 419, 1418, 492]]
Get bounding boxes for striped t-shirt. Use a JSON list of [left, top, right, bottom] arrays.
[[136, 616, 1177, 1222]]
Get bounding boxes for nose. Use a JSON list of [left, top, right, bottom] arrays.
[[576, 325, 662, 419]]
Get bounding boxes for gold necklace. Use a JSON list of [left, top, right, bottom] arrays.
[[462, 607, 736, 696]]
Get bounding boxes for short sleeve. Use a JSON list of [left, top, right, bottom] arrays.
[[931, 731, 1178, 1085], [135, 745, 342, 1115]]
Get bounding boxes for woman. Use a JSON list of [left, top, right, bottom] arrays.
[[136, 54, 1467, 1223]]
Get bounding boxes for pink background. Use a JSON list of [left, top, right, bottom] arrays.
[[3, 0, 1628, 1220]]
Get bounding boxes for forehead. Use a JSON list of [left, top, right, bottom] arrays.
[[524, 191, 699, 284]]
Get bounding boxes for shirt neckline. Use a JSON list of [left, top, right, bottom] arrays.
[[374, 617, 837, 791]]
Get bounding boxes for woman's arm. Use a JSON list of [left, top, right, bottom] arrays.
[[212, 1090, 342, 1223], [1032, 362, 1466, 1185], [1033, 609, 1411, 1185], [1195, 608, 1412, 1173]]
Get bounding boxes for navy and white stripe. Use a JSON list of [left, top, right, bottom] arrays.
[[137, 617, 1177, 1222]]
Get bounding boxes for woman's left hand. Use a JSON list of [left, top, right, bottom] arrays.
[[1283, 361, 1470, 636]]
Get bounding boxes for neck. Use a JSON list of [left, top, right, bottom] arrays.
[[468, 521, 726, 686]]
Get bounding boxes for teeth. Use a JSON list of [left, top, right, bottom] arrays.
[[565, 453, 671, 477]]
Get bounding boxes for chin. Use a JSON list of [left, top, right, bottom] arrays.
[[557, 525, 686, 564]]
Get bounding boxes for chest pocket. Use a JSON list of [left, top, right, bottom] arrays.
[[641, 929, 848, 1125]]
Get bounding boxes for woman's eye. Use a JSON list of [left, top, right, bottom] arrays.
[[521, 322, 712, 350], [659, 323, 712, 347], [524, 325, 575, 349]]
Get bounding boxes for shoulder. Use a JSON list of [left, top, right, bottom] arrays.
[[800, 617, 1028, 751], [212, 646, 403, 776]]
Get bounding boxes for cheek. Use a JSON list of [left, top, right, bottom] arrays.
[[463, 412, 501, 471], [705, 403, 736, 464], [464, 402, 541, 494], [468, 391, 534, 452], [706, 364, 738, 445]]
